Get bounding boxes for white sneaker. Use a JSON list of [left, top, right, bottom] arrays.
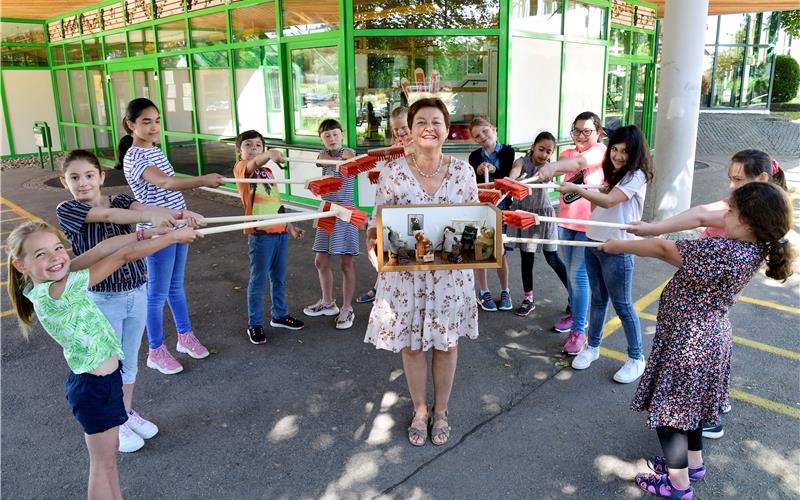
[[572, 346, 600, 370], [118, 423, 145, 453], [613, 356, 646, 383], [126, 410, 159, 439]]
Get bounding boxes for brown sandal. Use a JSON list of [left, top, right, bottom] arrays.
[[430, 410, 450, 446], [407, 411, 428, 447]]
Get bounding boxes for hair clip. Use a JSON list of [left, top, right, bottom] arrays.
[[771, 159, 780, 175]]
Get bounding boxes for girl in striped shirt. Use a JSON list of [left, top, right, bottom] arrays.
[[118, 98, 225, 376]]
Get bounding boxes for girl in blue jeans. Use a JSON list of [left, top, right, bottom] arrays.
[[57, 149, 201, 452], [557, 125, 653, 383], [119, 98, 225, 375]]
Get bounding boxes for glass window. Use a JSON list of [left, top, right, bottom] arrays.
[[193, 52, 234, 136], [231, 3, 277, 41], [509, 0, 561, 34], [235, 46, 284, 138], [0, 47, 49, 66], [353, 0, 499, 30], [711, 46, 745, 107], [104, 33, 127, 59], [741, 45, 770, 109], [633, 32, 652, 57], [609, 28, 627, 56], [290, 45, 340, 136], [66, 42, 83, 64], [56, 71, 73, 122], [199, 139, 236, 175], [282, 0, 338, 36], [717, 14, 747, 45], [52, 45, 66, 65], [354, 36, 498, 145], [63, 126, 78, 150], [700, 46, 715, 107], [157, 20, 187, 52], [166, 135, 199, 176], [83, 38, 102, 62], [705, 16, 719, 45], [1, 22, 46, 43], [69, 70, 92, 123], [605, 64, 628, 130], [77, 126, 94, 149], [508, 37, 560, 144], [565, 1, 606, 40], [87, 69, 108, 125], [129, 28, 155, 56], [190, 12, 228, 47], [560, 42, 605, 137], [160, 56, 195, 132], [95, 129, 115, 161]]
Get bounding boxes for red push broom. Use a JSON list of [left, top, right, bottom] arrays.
[[222, 176, 343, 197], [478, 189, 503, 205], [313, 201, 368, 233]]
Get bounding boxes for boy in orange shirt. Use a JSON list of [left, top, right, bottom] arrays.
[[234, 130, 305, 345]]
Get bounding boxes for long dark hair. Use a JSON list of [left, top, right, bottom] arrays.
[[602, 125, 652, 190], [729, 182, 794, 281], [116, 98, 158, 170], [730, 149, 787, 191], [61, 149, 102, 175]]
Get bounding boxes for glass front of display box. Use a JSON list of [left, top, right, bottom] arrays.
[[376, 203, 502, 272]]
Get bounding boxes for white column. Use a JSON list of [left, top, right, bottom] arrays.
[[649, 0, 709, 221]]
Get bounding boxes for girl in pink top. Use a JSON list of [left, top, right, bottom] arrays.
[[537, 112, 606, 355]]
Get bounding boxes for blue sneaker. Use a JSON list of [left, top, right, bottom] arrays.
[[479, 291, 497, 311], [356, 288, 376, 304], [498, 290, 512, 311]]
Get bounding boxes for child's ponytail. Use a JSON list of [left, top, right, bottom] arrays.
[[730, 149, 787, 191], [730, 182, 795, 282], [116, 134, 133, 170]]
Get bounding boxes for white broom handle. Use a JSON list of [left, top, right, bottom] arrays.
[[518, 181, 604, 189], [203, 213, 304, 224], [285, 157, 343, 166], [502, 236, 602, 248], [535, 215, 631, 229], [198, 211, 337, 235], [221, 177, 302, 184]]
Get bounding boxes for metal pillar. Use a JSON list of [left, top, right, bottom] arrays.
[[649, 0, 709, 221]]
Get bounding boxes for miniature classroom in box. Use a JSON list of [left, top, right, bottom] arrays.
[[376, 203, 503, 272]]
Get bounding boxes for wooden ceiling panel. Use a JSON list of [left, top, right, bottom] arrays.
[[650, 1, 800, 17]]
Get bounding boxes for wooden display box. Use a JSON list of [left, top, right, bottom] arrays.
[[376, 203, 503, 272]]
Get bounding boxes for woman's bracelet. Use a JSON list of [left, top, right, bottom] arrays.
[[177, 209, 185, 220], [136, 228, 145, 241]]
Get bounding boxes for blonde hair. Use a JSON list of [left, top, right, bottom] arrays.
[[6, 221, 64, 337], [469, 116, 495, 131]]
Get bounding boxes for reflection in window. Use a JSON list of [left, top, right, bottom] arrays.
[[53, 46, 66, 66], [560, 42, 605, 137], [63, 126, 78, 150], [353, 0, 498, 30], [56, 71, 73, 122], [160, 56, 194, 132], [605, 64, 627, 130], [199, 139, 236, 175], [87, 69, 108, 125], [0, 22, 46, 43], [354, 36, 498, 145], [235, 46, 284, 138], [105, 34, 127, 60], [157, 20, 187, 52], [167, 135, 199, 176], [633, 32, 652, 57], [565, 1, 606, 40], [66, 42, 83, 63], [129, 29, 155, 56], [0, 47, 48, 66], [510, 0, 560, 34], [83, 38, 102, 62], [282, 0, 338, 36], [193, 52, 234, 136], [70, 70, 92, 123], [191, 12, 228, 47], [717, 14, 747, 45], [711, 46, 744, 107], [77, 127, 94, 150], [291, 46, 340, 136], [508, 37, 560, 144], [231, 3, 277, 41], [95, 129, 115, 161]]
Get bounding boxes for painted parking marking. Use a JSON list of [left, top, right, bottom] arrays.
[[601, 281, 667, 338], [738, 295, 800, 315], [1, 309, 15, 318], [0, 216, 27, 224], [0, 196, 42, 222]]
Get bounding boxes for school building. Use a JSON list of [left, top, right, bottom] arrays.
[[0, 0, 797, 211]]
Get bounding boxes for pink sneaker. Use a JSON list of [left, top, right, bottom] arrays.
[[563, 332, 586, 356], [147, 344, 184, 374], [553, 314, 573, 333], [176, 331, 210, 359]]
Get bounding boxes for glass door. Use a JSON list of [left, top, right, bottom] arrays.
[[106, 61, 160, 145]]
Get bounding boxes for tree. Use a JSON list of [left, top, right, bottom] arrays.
[[780, 10, 800, 38]]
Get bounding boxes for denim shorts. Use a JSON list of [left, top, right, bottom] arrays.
[[65, 365, 127, 435]]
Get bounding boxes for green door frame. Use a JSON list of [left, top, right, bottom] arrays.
[[106, 59, 163, 158]]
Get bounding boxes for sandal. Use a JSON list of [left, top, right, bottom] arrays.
[[430, 410, 450, 446], [407, 411, 428, 447], [356, 288, 377, 304]]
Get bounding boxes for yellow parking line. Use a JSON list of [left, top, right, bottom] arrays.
[[1, 309, 15, 318], [732, 335, 800, 361], [598, 347, 800, 419], [0, 216, 27, 223], [602, 281, 667, 339], [639, 311, 657, 322], [0, 197, 42, 222], [739, 296, 800, 315]]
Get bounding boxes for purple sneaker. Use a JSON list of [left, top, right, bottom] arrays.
[[147, 344, 183, 375], [562, 331, 586, 356], [553, 313, 573, 333], [635, 473, 693, 499], [647, 456, 706, 481]]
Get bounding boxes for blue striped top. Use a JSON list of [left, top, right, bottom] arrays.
[[56, 194, 148, 293], [123, 146, 186, 229]]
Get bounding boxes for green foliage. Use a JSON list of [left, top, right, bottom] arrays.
[[772, 55, 800, 103], [779, 10, 800, 38]]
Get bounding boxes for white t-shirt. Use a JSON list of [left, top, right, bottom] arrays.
[[586, 170, 647, 242]]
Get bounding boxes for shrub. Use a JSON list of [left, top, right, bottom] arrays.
[[772, 55, 800, 103]]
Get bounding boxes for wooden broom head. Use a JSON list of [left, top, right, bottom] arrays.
[[367, 145, 406, 161], [306, 176, 343, 196], [368, 170, 381, 184], [327, 203, 367, 229], [478, 189, 502, 205], [339, 155, 378, 177]]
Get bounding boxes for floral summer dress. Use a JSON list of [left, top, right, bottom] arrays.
[[631, 237, 763, 430], [364, 156, 480, 352], [508, 156, 558, 252]]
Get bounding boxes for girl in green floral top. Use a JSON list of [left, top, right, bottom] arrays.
[[7, 220, 200, 500]]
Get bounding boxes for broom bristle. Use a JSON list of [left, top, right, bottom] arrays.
[[339, 156, 378, 177], [367, 146, 405, 161], [513, 210, 539, 230], [495, 179, 529, 200], [368, 170, 381, 184], [316, 216, 336, 234], [478, 189, 501, 205], [307, 177, 343, 196], [343, 206, 368, 229]]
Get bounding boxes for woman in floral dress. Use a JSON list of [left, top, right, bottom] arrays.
[[365, 98, 479, 447]]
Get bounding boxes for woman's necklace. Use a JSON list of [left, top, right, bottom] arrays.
[[410, 154, 444, 178]]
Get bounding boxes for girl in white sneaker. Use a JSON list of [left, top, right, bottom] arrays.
[[57, 150, 203, 452], [556, 125, 652, 383], [600, 182, 794, 499]]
